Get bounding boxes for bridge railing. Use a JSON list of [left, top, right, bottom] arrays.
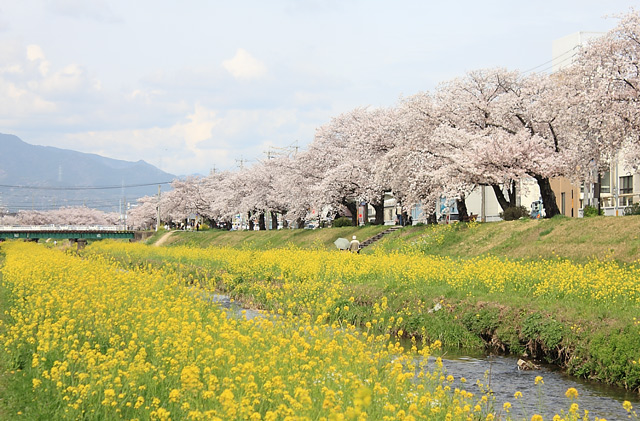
[[0, 225, 130, 232]]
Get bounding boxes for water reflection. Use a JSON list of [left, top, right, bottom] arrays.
[[189, 288, 264, 320]]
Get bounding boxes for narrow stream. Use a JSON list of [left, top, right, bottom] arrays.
[[426, 350, 639, 419], [189, 288, 265, 320], [196, 291, 640, 419]]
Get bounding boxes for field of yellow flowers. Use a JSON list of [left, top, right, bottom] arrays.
[[80, 241, 640, 390], [0, 241, 508, 420], [1, 239, 639, 419]]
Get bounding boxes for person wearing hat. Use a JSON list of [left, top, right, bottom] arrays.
[[349, 235, 360, 253]]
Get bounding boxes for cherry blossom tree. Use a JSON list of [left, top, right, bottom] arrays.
[[303, 107, 401, 225], [127, 195, 161, 230], [377, 92, 443, 222], [434, 68, 564, 217], [559, 10, 640, 174], [160, 176, 210, 226], [199, 170, 237, 229], [6, 207, 120, 226]]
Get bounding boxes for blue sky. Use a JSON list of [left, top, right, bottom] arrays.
[[0, 0, 637, 176]]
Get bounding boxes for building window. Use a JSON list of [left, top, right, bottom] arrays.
[[620, 196, 634, 207], [600, 171, 610, 194], [620, 175, 633, 194]]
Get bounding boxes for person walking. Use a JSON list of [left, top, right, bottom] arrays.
[[349, 235, 360, 253]]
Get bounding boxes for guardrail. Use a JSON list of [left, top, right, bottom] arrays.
[[0, 226, 135, 242], [0, 225, 129, 231]]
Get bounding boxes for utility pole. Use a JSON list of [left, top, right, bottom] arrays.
[[614, 156, 619, 216], [235, 156, 247, 170], [481, 185, 486, 222], [156, 184, 161, 232], [121, 180, 126, 226]]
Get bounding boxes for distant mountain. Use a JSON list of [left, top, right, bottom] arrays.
[[0, 133, 176, 213]]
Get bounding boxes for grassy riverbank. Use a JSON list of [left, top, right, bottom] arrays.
[[146, 224, 390, 251], [147, 215, 640, 264]]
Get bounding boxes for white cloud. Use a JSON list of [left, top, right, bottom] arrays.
[[222, 49, 267, 81], [40, 63, 91, 94], [0, 64, 23, 75], [0, 79, 57, 116], [167, 104, 220, 152], [52, 105, 225, 175], [26, 44, 45, 61], [26, 44, 51, 76]]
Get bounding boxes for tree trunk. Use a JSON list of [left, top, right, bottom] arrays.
[[372, 196, 385, 225], [491, 184, 512, 212], [427, 211, 437, 225], [533, 175, 560, 218], [456, 195, 469, 222], [248, 211, 254, 231], [341, 198, 358, 226], [270, 211, 278, 230], [259, 212, 266, 230]]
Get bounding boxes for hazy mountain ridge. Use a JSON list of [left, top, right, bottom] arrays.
[[0, 133, 176, 213]]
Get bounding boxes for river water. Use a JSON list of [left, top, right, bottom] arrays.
[[424, 350, 639, 420], [196, 290, 639, 419]]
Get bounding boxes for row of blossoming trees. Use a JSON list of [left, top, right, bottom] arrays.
[[4, 11, 639, 229], [0, 206, 121, 227], [123, 11, 640, 229]]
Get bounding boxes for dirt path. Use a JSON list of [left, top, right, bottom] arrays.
[[153, 231, 174, 247]]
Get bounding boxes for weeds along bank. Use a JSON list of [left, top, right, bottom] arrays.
[[82, 240, 640, 392], [0, 241, 542, 420]]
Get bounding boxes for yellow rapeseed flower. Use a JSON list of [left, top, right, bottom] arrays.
[[565, 387, 579, 400]]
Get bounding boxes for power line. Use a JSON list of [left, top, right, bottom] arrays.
[[533, 51, 580, 75], [522, 45, 580, 75], [0, 181, 173, 191]]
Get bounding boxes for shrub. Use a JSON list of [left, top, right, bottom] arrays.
[[332, 217, 354, 227], [624, 203, 640, 216], [583, 205, 603, 217], [499, 206, 529, 221]]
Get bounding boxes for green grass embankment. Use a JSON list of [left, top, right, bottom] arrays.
[[147, 225, 390, 251], [146, 215, 640, 264], [374, 215, 640, 264]]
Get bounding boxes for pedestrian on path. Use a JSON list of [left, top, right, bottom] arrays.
[[349, 235, 360, 253]]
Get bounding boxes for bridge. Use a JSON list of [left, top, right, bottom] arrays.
[[0, 226, 135, 242]]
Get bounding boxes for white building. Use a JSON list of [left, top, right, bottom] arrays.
[[551, 31, 604, 73], [550, 31, 640, 217]]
